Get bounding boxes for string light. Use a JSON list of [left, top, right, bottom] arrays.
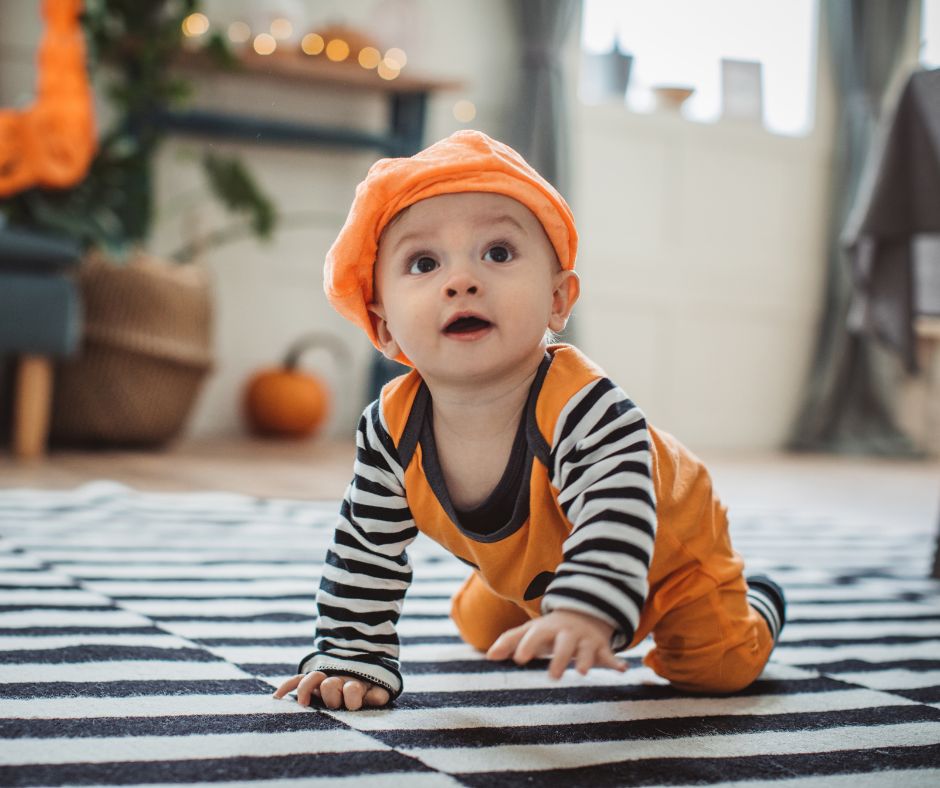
[[358, 46, 381, 69], [384, 47, 407, 69], [453, 100, 477, 123], [270, 18, 293, 40], [325, 39, 350, 62], [377, 59, 400, 80], [253, 33, 277, 55], [182, 13, 209, 37], [227, 21, 251, 44], [302, 33, 324, 55]]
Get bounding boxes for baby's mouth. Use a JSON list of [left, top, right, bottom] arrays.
[[444, 315, 493, 334]]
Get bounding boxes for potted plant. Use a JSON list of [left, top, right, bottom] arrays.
[[0, 0, 275, 447]]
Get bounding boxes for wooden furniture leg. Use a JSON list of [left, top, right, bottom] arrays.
[[14, 354, 53, 460]]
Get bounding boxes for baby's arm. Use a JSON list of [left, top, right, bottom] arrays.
[[486, 609, 626, 678], [274, 672, 390, 710], [494, 379, 656, 676], [278, 401, 417, 710]]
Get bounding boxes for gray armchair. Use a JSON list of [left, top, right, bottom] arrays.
[[0, 226, 82, 459]]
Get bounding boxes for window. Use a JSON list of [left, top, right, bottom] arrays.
[[580, 0, 819, 137], [923, 0, 940, 67]]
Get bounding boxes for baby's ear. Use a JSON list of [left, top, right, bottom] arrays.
[[367, 303, 403, 361], [549, 270, 580, 332]]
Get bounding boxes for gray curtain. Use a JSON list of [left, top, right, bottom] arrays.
[[789, 0, 918, 455], [507, 0, 579, 196]]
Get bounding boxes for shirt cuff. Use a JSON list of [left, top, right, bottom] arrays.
[[297, 652, 402, 700]]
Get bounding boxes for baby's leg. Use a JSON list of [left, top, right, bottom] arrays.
[[451, 572, 531, 651], [643, 572, 785, 694]]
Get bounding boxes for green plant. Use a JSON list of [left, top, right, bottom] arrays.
[[0, 0, 274, 261]]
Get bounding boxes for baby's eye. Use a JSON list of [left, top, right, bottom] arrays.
[[409, 255, 438, 274], [484, 245, 513, 263]]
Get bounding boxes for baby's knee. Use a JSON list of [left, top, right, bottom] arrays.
[[645, 624, 774, 694], [663, 649, 767, 694], [451, 587, 499, 652]]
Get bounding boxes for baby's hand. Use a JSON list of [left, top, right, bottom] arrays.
[[273, 671, 390, 710], [486, 609, 627, 679]]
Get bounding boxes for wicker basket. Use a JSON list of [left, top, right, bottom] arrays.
[[51, 254, 213, 447]]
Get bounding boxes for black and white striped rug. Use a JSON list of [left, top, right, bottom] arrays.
[[1, 481, 939, 787]]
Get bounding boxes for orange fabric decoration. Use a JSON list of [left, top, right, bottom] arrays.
[[323, 130, 578, 364], [0, 0, 96, 197]]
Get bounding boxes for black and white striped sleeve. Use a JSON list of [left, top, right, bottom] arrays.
[[542, 378, 656, 650], [297, 399, 418, 699]]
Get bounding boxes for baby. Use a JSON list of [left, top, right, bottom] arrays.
[[274, 130, 785, 711]]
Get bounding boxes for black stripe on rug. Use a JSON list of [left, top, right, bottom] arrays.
[[0, 646, 223, 664], [373, 704, 940, 748], [809, 659, 940, 673], [0, 750, 436, 788], [391, 676, 853, 709], [893, 687, 940, 703], [0, 711, 346, 739], [0, 679, 271, 699], [455, 743, 940, 787]]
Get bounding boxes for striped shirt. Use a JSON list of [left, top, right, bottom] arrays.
[[299, 350, 656, 698]]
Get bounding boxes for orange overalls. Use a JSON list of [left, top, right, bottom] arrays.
[[381, 345, 775, 693]]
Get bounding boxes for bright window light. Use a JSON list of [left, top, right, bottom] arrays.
[[581, 0, 819, 137], [923, 0, 940, 67]]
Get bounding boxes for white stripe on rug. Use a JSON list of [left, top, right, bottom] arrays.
[[400, 722, 940, 773]]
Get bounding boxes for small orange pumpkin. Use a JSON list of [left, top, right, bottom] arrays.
[[243, 333, 347, 438]]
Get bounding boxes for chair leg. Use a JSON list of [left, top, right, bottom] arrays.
[[13, 354, 53, 460]]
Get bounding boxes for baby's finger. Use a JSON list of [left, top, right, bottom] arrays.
[[318, 676, 346, 709], [363, 685, 391, 707], [515, 624, 554, 665], [341, 680, 367, 711], [296, 671, 327, 707], [486, 622, 530, 661], [548, 630, 576, 679], [272, 674, 303, 699], [596, 647, 628, 673], [574, 640, 596, 676]]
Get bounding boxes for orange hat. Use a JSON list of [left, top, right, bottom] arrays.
[[323, 130, 578, 363]]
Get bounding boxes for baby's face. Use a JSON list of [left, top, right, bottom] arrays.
[[369, 192, 577, 387]]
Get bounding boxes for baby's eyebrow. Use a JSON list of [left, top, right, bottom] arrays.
[[474, 213, 526, 233], [390, 214, 526, 253]]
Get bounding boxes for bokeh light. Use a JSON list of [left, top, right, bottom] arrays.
[[253, 33, 277, 55], [227, 21, 251, 44], [358, 46, 381, 69], [453, 99, 477, 123], [270, 18, 293, 40], [383, 47, 407, 69], [302, 33, 324, 55], [326, 39, 350, 62], [377, 60, 400, 80], [182, 13, 210, 37]]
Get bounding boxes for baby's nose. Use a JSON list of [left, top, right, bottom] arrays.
[[445, 283, 478, 297], [443, 269, 480, 298]]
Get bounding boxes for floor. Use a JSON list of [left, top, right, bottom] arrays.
[[1, 439, 938, 536]]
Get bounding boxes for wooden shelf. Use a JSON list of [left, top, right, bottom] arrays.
[[178, 49, 461, 94], [162, 50, 462, 156]]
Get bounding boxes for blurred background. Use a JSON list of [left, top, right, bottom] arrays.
[[1, 0, 939, 492]]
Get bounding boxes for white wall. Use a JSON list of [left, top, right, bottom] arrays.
[[571, 93, 833, 451]]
